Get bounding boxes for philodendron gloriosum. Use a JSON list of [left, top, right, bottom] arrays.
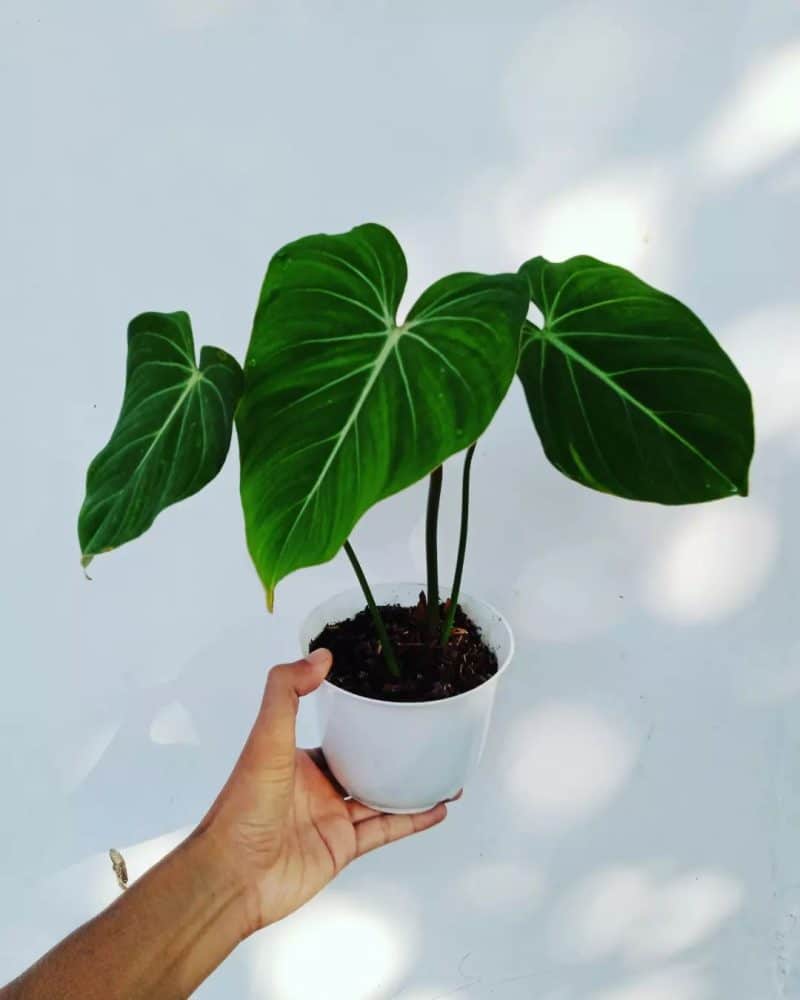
[[78, 223, 754, 673]]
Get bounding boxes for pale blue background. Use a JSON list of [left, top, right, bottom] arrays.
[[2, 1, 800, 997]]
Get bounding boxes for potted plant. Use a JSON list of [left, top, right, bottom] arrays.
[[78, 223, 754, 813]]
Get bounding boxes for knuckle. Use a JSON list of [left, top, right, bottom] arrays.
[[266, 663, 292, 689]]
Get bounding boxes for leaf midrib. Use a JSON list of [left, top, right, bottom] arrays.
[[541, 328, 738, 490], [266, 296, 504, 584], [267, 322, 405, 584], [83, 368, 206, 555]]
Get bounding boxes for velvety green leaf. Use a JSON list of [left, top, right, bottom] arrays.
[[78, 311, 243, 566], [517, 256, 754, 503], [237, 223, 529, 607]]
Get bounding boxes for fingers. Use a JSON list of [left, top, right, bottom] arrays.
[[354, 803, 448, 857], [346, 799, 385, 823], [348, 788, 462, 821], [252, 650, 332, 760]]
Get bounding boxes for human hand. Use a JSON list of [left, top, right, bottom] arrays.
[[0, 650, 449, 1000], [196, 649, 449, 936]]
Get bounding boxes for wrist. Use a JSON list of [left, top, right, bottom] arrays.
[[187, 820, 266, 939], [181, 825, 260, 942]]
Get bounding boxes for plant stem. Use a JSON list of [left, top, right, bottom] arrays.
[[441, 444, 476, 645], [425, 465, 444, 635], [343, 540, 401, 678]]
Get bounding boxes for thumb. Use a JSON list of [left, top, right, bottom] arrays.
[[255, 648, 332, 758]]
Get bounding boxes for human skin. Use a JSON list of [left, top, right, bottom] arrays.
[[0, 649, 449, 999]]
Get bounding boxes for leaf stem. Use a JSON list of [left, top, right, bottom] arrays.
[[425, 465, 443, 635], [343, 540, 401, 678], [441, 444, 476, 645]]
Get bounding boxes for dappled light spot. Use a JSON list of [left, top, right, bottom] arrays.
[[550, 865, 651, 962], [528, 171, 666, 271], [499, 167, 667, 277], [454, 861, 544, 912], [503, 703, 637, 831], [625, 871, 742, 962], [643, 503, 778, 623], [698, 40, 800, 183], [551, 865, 742, 965], [149, 700, 200, 745], [722, 302, 800, 444], [589, 963, 709, 1000], [250, 890, 415, 1000]]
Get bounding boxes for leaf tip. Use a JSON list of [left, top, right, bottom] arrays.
[[80, 553, 94, 580], [266, 587, 275, 613]]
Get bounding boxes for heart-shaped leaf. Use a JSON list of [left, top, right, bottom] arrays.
[[237, 223, 529, 607], [78, 311, 243, 566], [517, 256, 754, 504]]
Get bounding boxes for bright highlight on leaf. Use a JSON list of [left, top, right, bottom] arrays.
[[78, 311, 243, 566], [236, 223, 529, 607], [517, 256, 754, 504]]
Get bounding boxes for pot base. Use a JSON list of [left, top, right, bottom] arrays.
[[352, 796, 441, 815]]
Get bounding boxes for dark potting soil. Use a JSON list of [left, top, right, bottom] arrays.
[[308, 593, 498, 703]]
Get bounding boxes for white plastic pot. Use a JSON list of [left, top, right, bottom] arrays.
[[299, 582, 514, 814]]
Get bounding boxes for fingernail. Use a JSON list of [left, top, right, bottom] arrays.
[[305, 647, 331, 667]]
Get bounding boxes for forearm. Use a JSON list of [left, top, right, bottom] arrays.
[[1, 829, 250, 1000]]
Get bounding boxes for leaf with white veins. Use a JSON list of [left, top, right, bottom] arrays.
[[517, 255, 754, 504], [78, 311, 243, 566], [236, 223, 529, 607]]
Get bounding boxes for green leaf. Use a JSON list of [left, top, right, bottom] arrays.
[[237, 223, 529, 607], [78, 311, 243, 566], [517, 256, 754, 504]]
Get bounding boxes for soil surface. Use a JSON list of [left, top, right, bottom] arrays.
[[308, 593, 498, 703]]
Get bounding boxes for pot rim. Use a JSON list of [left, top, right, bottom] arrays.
[[301, 582, 515, 710]]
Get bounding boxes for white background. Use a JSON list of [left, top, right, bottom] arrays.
[[2, 2, 799, 997]]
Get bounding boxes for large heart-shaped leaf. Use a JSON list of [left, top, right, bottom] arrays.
[[237, 223, 529, 607], [78, 311, 243, 566], [517, 256, 754, 504]]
